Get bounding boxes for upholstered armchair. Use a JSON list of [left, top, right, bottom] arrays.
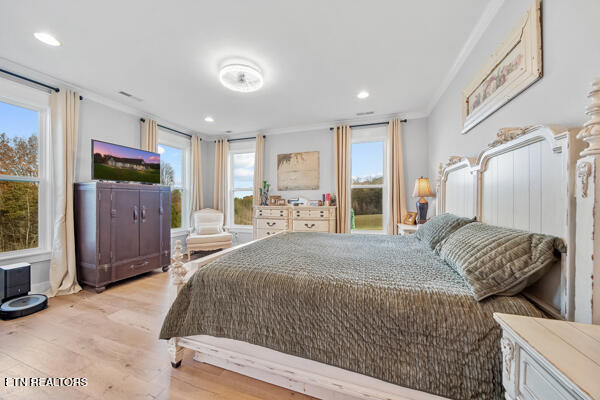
[[186, 209, 233, 260]]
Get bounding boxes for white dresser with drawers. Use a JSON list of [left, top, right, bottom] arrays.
[[253, 206, 336, 239]]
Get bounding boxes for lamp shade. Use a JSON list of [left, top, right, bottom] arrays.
[[412, 177, 433, 198]]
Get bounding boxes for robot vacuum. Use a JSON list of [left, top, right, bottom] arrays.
[[0, 294, 47, 320], [0, 262, 48, 320]]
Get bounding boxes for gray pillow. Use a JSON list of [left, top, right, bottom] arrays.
[[415, 213, 475, 251], [437, 222, 566, 301]]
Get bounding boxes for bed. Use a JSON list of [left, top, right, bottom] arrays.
[[160, 123, 587, 400]]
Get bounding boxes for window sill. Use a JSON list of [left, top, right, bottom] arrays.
[[171, 228, 189, 238], [228, 226, 253, 233], [351, 230, 386, 235], [0, 248, 52, 265]]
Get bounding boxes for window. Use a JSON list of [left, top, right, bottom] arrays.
[[0, 80, 49, 258], [351, 128, 388, 233], [229, 142, 255, 227], [158, 132, 190, 230]]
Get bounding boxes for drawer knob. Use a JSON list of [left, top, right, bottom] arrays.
[[304, 223, 315, 229], [266, 222, 276, 227]]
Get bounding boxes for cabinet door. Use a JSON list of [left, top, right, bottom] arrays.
[[111, 188, 140, 263], [160, 190, 171, 266], [140, 189, 161, 258]]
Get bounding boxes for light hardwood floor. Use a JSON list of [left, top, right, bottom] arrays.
[[0, 270, 314, 400]]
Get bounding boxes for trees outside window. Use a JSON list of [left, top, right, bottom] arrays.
[[158, 137, 188, 230], [0, 100, 43, 254]]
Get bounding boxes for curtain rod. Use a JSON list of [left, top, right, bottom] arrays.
[[139, 118, 193, 139], [328, 120, 407, 131], [215, 135, 265, 143], [0, 68, 83, 100]]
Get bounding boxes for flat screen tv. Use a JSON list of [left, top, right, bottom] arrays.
[[92, 140, 160, 184]]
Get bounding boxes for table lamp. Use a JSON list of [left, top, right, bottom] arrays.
[[413, 177, 433, 224]]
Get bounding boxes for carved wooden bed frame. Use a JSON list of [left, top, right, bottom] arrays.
[[165, 81, 600, 400]]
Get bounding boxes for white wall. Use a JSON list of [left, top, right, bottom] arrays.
[[76, 100, 141, 182], [402, 118, 429, 213], [427, 0, 600, 184], [264, 128, 335, 201]]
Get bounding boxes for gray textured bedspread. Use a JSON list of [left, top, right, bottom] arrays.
[[160, 232, 544, 400]]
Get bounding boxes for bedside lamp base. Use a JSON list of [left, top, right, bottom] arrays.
[[416, 198, 428, 224]]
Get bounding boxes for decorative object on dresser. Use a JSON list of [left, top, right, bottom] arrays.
[[494, 313, 600, 400], [74, 182, 171, 293], [268, 195, 281, 206], [402, 211, 417, 225], [186, 209, 232, 260], [412, 177, 433, 224], [462, 0, 542, 133], [259, 180, 270, 206], [253, 205, 336, 239], [397, 223, 418, 236], [277, 151, 320, 190]]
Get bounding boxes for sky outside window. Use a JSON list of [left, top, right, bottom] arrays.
[[352, 141, 383, 184], [158, 144, 182, 186], [233, 152, 255, 188]]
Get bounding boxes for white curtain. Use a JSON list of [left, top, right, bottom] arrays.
[[387, 118, 407, 234], [190, 135, 203, 213], [141, 118, 158, 152], [253, 135, 265, 205], [47, 89, 81, 297], [213, 139, 229, 224]]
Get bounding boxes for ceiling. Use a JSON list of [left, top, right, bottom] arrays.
[[0, 1, 491, 135]]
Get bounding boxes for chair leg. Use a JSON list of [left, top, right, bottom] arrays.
[[187, 249, 191, 260]]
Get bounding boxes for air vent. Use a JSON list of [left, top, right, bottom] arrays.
[[356, 111, 375, 116], [118, 91, 143, 102], [225, 130, 233, 134]]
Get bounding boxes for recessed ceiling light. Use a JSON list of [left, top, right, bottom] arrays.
[[33, 32, 61, 47], [357, 91, 370, 99], [204, 116, 215, 122], [219, 64, 264, 93]]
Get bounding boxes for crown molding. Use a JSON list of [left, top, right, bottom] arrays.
[[425, 0, 505, 115], [0, 57, 204, 138], [226, 110, 428, 139]]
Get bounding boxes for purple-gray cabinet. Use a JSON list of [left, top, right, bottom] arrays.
[[74, 182, 171, 293]]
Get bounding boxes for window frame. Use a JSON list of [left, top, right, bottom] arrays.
[[157, 130, 191, 235], [0, 78, 51, 262], [227, 140, 255, 231], [350, 126, 389, 234]]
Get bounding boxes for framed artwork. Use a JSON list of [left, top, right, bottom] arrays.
[[403, 212, 417, 225], [277, 151, 320, 190], [277, 199, 286, 206], [462, 0, 542, 133]]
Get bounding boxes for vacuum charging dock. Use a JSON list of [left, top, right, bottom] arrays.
[[0, 263, 47, 320]]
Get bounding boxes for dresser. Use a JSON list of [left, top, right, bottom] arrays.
[[494, 313, 600, 400], [253, 206, 336, 239], [74, 182, 171, 293]]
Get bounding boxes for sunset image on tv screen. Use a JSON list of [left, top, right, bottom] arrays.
[[92, 140, 160, 183]]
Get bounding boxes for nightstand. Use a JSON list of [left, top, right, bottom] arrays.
[[397, 223, 418, 235], [494, 313, 600, 400]]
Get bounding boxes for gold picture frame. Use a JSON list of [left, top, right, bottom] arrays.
[[462, 0, 542, 134], [403, 212, 417, 225]]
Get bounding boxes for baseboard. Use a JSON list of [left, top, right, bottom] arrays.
[[30, 280, 50, 294]]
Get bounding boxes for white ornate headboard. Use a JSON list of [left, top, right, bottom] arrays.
[[438, 126, 583, 320]]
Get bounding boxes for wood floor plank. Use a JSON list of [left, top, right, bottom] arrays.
[[0, 271, 314, 399]]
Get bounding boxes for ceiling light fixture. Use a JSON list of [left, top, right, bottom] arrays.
[[204, 116, 215, 122], [33, 32, 61, 47], [219, 64, 263, 93], [357, 91, 370, 99]]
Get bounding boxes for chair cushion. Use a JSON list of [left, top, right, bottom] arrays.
[[437, 222, 566, 301], [187, 232, 232, 245], [415, 213, 475, 251]]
